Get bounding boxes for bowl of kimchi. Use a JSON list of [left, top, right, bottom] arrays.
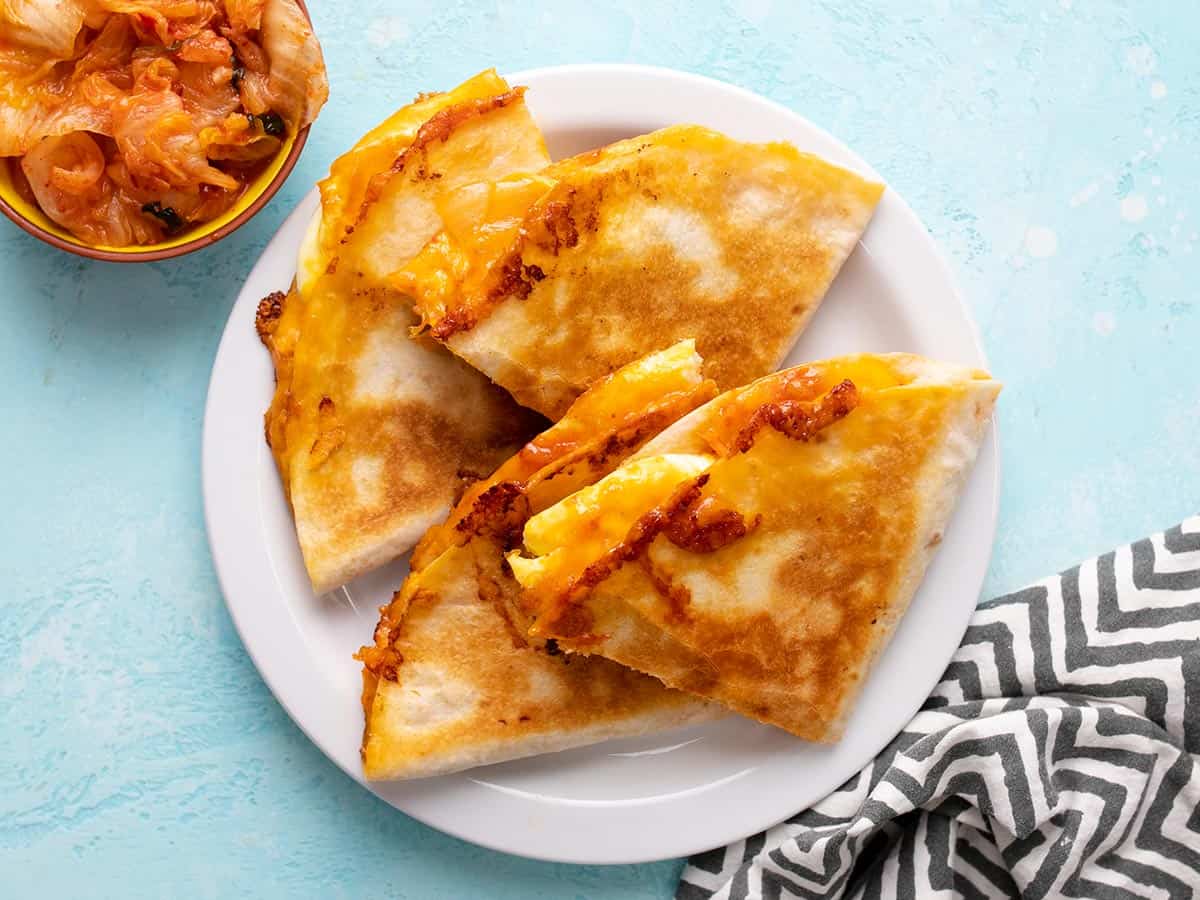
[[0, 0, 327, 262]]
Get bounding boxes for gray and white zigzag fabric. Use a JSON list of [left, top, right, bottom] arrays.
[[678, 516, 1200, 900]]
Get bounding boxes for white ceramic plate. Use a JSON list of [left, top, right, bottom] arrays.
[[203, 64, 998, 864]]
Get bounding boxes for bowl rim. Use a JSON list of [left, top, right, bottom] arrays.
[[0, 124, 311, 263]]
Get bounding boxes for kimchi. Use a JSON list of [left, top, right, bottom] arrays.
[[0, 0, 327, 247]]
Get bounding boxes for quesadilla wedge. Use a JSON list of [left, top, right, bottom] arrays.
[[258, 73, 549, 594], [507, 354, 1000, 740], [397, 125, 885, 417], [358, 342, 721, 780]]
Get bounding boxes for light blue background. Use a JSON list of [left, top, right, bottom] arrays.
[[3, 2, 1197, 897]]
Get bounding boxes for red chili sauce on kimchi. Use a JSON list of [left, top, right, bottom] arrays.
[[0, 0, 328, 246]]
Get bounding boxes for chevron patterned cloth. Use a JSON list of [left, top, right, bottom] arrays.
[[678, 517, 1200, 899]]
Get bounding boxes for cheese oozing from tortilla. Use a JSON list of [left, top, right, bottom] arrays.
[[410, 339, 716, 571], [296, 68, 513, 296], [507, 453, 715, 590]]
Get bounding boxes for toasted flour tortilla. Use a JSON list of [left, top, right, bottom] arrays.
[[509, 354, 1001, 740]]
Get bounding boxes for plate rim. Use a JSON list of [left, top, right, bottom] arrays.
[[202, 62, 1000, 864]]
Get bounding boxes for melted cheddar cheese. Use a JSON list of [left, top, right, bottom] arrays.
[[507, 453, 714, 590], [411, 340, 715, 570], [300, 69, 511, 289], [397, 173, 556, 335]]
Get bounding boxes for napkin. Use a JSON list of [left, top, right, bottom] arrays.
[[679, 517, 1200, 899]]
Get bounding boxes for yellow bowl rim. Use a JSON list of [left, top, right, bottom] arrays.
[[0, 124, 310, 263]]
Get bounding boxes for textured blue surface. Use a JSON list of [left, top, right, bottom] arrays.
[[3, 2, 1198, 897]]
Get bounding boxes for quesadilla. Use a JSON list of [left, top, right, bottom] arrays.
[[358, 342, 722, 780], [507, 354, 1000, 740], [397, 125, 885, 417], [258, 72, 549, 594]]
